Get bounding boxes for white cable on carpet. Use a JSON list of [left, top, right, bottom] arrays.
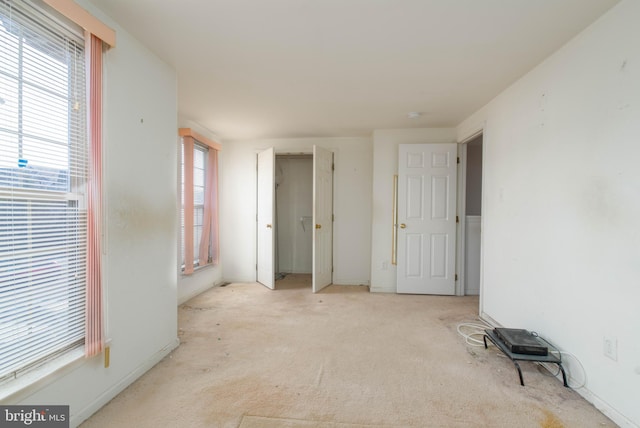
[[537, 351, 587, 389], [456, 320, 492, 347], [458, 320, 588, 389]]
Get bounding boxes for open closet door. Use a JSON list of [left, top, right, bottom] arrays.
[[397, 143, 457, 295], [257, 147, 275, 289], [312, 145, 333, 293]]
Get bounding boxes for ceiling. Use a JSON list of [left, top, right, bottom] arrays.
[[89, 0, 618, 141]]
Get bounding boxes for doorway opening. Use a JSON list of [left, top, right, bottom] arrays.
[[463, 135, 482, 295], [256, 146, 334, 293], [275, 154, 313, 288]]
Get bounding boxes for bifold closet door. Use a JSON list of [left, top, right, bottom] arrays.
[[312, 145, 333, 293], [257, 147, 275, 289]]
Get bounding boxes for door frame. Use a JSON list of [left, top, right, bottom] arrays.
[[396, 143, 458, 295], [274, 153, 314, 278], [256, 148, 334, 290], [455, 127, 485, 302]]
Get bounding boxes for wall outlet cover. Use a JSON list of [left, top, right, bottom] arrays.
[[603, 336, 617, 361]]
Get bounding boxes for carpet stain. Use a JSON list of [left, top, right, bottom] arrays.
[[80, 282, 616, 428], [540, 409, 565, 428]]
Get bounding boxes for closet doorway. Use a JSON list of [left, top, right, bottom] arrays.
[[462, 134, 483, 295], [275, 154, 313, 283], [256, 146, 333, 293]]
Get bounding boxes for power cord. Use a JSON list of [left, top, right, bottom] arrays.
[[539, 350, 586, 389], [532, 333, 587, 389], [456, 319, 492, 347], [460, 325, 588, 389]]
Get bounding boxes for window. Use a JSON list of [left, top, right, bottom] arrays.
[[181, 143, 207, 267], [0, 0, 87, 380], [179, 129, 220, 275]]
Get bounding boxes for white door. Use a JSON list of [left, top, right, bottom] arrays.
[[312, 145, 333, 293], [397, 143, 457, 295], [257, 147, 275, 289]]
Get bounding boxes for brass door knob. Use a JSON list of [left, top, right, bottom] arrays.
[[315, 224, 322, 229], [266, 224, 272, 228], [400, 223, 406, 229]]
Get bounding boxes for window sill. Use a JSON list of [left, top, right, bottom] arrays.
[[0, 347, 85, 403], [180, 262, 219, 278]]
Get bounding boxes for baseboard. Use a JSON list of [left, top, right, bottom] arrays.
[[178, 288, 207, 305], [70, 337, 180, 427], [178, 281, 220, 305], [479, 311, 500, 327], [575, 386, 637, 428], [331, 279, 370, 286], [369, 285, 395, 293], [481, 311, 637, 427]]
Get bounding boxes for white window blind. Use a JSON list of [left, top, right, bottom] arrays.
[[180, 141, 208, 269], [0, 0, 87, 380], [193, 144, 207, 266]]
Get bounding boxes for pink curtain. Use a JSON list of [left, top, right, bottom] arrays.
[[182, 130, 220, 275], [198, 148, 219, 266], [85, 34, 103, 357], [183, 136, 195, 275]]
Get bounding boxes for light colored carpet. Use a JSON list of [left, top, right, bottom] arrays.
[[239, 415, 391, 427], [81, 275, 615, 427]]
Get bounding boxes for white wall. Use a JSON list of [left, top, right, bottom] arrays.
[[369, 128, 458, 293], [464, 216, 481, 295], [457, 1, 640, 425], [177, 118, 224, 304], [14, 2, 180, 426], [221, 137, 372, 285]]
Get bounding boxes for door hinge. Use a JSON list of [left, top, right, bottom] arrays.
[[332, 163, 335, 171], [256, 264, 258, 271], [456, 215, 459, 223], [332, 214, 335, 221], [455, 274, 458, 281], [332, 266, 334, 273], [457, 156, 460, 164]]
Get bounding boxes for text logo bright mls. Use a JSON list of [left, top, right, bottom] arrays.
[[0, 406, 68, 427]]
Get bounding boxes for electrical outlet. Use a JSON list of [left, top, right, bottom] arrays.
[[603, 336, 617, 361]]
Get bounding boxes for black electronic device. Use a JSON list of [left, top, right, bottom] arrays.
[[493, 328, 548, 356]]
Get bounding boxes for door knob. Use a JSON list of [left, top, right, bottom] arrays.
[[315, 224, 322, 229], [400, 223, 406, 229], [266, 224, 272, 228]]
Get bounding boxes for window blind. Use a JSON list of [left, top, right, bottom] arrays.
[[0, 0, 87, 380], [181, 135, 219, 274], [193, 143, 207, 266], [180, 140, 207, 272]]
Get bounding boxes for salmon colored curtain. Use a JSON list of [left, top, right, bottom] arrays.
[[181, 128, 220, 275], [198, 148, 219, 266], [183, 136, 195, 275], [85, 34, 104, 357]]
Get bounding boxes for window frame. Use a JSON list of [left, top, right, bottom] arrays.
[[178, 128, 221, 275], [181, 142, 208, 270], [0, 0, 89, 384]]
